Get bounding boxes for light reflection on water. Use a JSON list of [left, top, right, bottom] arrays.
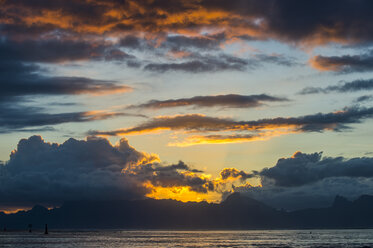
[[1, 229, 373, 247]]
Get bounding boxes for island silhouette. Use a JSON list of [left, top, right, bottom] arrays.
[[2, 193, 373, 230]]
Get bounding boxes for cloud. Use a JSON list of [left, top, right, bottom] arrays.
[[219, 168, 253, 181], [355, 95, 373, 103], [236, 177, 373, 210], [89, 114, 238, 136], [0, 38, 134, 103], [310, 52, 373, 72], [119, 36, 143, 49], [2, 0, 373, 46], [253, 54, 300, 67], [0, 135, 158, 208], [0, 55, 132, 132], [0, 39, 134, 113], [0, 126, 56, 134], [143, 53, 298, 73], [169, 131, 293, 147], [118, 33, 229, 52], [0, 135, 249, 209], [299, 79, 373, 95], [0, 104, 128, 133], [235, 151, 373, 210], [163, 33, 228, 51], [129, 94, 288, 109], [258, 151, 373, 186], [0, 64, 132, 98], [2, 136, 373, 211], [0, 38, 140, 67], [144, 54, 251, 73], [0, 58, 142, 133], [0, 7, 302, 76], [124, 161, 214, 194], [90, 106, 373, 145]]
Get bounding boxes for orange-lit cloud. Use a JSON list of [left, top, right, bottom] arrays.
[[120, 155, 257, 203], [76, 84, 133, 96], [90, 106, 373, 145], [309, 53, 373, 72], [168, 129, 297, 147], [309, 55, 342, 71], [143, 183, 223, 203], [136, 166, 256, 203], [166, 50, 192, 59], [2, 0, 372, 47]]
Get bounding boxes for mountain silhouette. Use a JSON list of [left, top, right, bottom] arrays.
[[1, 193, 373, 230]]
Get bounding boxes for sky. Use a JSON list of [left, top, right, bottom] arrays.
[[1, 0, 373, 212]]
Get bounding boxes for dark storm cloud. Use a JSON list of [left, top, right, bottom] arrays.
[[0, 136, 157, 207], [236, 176, 373, 210], [2, 135, 373, 211], [310, 52, 373, 72], [90, 106, 373, 136], [258, 151, 373, 187], [235, 151, 373, 210], [130, 94, 288, 109], [299, 79, 373, 95], [0, 135, 217, 208]]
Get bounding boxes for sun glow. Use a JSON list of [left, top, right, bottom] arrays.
[[143, 182, 222, 203]]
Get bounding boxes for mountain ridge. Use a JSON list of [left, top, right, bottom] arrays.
[[1, 193, 373, 230]]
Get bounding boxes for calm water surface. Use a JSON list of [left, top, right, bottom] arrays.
[[1, 229, 373, 248]]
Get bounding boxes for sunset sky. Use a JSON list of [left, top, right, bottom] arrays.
[[1, 0, 373, 212]]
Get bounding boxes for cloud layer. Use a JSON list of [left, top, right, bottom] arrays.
[[0, 40, 132, 133], [310, 52, 373, 72], [2, 136, 373, 212], [3, 0, 373, 45], [299, 79, 373, 95], [259, 151, 373, 186], [130, 94, 288, 109], [0, 136, 248, 209], [236, 151, 373, 210], [90, 106, 373, 145], [0, 136, 156, 208]]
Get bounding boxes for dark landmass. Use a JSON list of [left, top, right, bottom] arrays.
[[1, 193, 373, 230]]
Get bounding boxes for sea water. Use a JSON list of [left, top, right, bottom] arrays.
[[1, 229, 373, 247]]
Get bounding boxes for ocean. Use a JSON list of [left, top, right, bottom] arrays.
[[1, 229, 373, 247]]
